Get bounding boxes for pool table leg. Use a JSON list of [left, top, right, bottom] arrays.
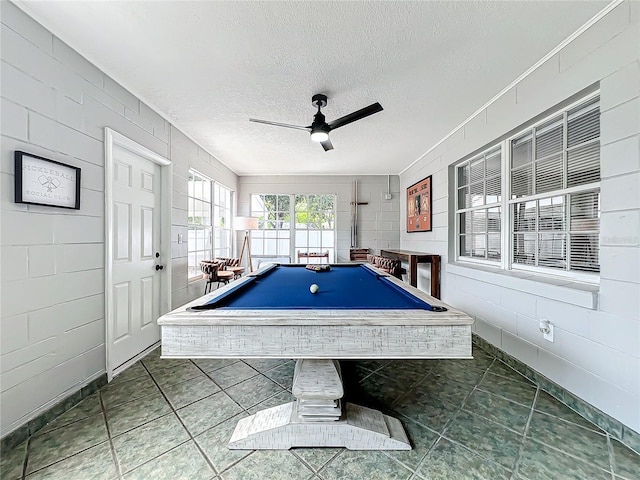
[[228, 359, 411, 450]]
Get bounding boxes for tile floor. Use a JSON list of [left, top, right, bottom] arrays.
[[1, 345, 638, 480]]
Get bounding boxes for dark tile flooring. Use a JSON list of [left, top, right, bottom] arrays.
[[1, 346, 638, 479]]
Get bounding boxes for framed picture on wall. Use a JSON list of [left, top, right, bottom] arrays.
[[14, 151, 81, 209], [406, 175, 432, 232]]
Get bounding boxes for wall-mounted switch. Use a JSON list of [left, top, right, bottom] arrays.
[[178, 233, 183, 244], [384, 193, 392, 200]]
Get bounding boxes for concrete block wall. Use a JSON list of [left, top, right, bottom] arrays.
[[238, 175, 401, 262], [400, 1, 639, 431], [0, 2, 238, 437]]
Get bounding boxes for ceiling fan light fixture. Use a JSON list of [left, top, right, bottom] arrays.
[[310, 129, 329, 142]]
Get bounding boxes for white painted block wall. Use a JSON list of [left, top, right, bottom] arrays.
[[0, 2, 238, 437], [238, 175, 401, 262], [400, 1, 640, 431]]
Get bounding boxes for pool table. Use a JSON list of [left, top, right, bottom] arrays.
[[158, 263, 473, 450]]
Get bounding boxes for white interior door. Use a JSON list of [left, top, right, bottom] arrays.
[[105, 129, 172, 380]]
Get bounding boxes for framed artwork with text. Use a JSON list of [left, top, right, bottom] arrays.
[[15, 151, 81, 209], [406, 175, 431, 232]]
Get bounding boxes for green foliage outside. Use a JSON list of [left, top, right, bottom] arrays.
[[253, 194, 335, 229]]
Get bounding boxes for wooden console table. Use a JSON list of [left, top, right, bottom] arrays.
[[380, 249, 441, 299]]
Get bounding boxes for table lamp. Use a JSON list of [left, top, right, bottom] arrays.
[[234, 216, 259, 272]]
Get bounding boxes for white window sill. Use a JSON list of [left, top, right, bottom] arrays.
[[447, 262, 599, 310]]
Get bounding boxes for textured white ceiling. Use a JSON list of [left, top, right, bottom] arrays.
[[16, 1, 609, 175]]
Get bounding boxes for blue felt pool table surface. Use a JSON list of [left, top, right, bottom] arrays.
[[196, 264, 437, 311]]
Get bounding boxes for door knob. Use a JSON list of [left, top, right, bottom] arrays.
[[155, 265, 164, 271]]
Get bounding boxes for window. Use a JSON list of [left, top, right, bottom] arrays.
[[510, 96, 600, 274], [455, 94, 600, 279], [294, 194, 336, 262], [188, 170, 234, 280], [456, 146, 502, 262], [250, 193, 337, 265], [250, 195, 292, 261], [213, 183, 232, 259], [187, 171, 212, 280]]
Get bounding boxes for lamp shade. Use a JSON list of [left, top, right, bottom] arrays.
[[233, 216, 259, 231]]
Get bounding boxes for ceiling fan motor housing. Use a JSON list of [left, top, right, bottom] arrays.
[[311, 94, 328, 109], [310, 95, 330, 142]]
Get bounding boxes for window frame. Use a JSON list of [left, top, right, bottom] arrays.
[[249, 194, 293, 262], [294, 194, 337, 263], [249, 193, 338, 264], [187, 169, 235, 282], [454, 145, 504, 267], [454, 92, 600, 284], [213, 182, 233, 260], [187, 169, 213, 281]]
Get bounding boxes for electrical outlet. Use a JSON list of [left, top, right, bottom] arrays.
[[543, 323, 554, 342], [383, 193, 392, 200], [539, 319, 554, 342]]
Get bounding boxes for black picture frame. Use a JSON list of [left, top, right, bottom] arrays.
[[406, 175, 432, 232], [15, 151, 81, 210]]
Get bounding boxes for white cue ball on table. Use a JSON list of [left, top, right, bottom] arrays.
[[309, 284, 319, 294]]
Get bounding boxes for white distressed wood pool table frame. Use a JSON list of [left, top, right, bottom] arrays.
[[157, 263, 474, 450]]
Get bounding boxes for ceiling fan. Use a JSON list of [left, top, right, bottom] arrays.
[[249, 94, 383, 151]]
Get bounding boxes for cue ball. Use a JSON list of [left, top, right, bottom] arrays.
[[309, 284, 319, 294]]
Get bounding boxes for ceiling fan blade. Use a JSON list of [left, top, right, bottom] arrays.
[[249, 118, 311, 131], [320, 139, 334, 151], [327, 102, 383, 131]]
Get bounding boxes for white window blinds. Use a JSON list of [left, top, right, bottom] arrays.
[[455, 93, 600, 279], [510, 95, 600, 274], [456, 146, 502, 262]]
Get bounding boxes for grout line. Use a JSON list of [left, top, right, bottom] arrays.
[[606, 433, 616, 480], [314, 448, 347, 478], [410, 435, 444, 480], [288, 449, 316, 474], [198, 361, 261, 392], [191, 359, 259, 415], [509, 387, 540, 480], [406, 358, 508, 478], [15, 395, 118, 479], [438, 358, 496, 438], [288, 447, 341, 477], [388, 360, 441, 409], [139, 359, 221, 477], [450, 401, 529, 438], [447, 359, 530, 473], [100, 391, 124, 479], [473, 381, 538, 410], [197, 363, 295, 474], [36, 406, 106, 437], [514, 400, 616, 477], [379, 448, 425, 478], [20, 437, 30, 480], [19, 439, 117, 478], [472, 336, 637, 454], [159, 358, 297, 475]]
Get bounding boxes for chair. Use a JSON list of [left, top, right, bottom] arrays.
[[217, 257, 245, 279], [366, 254, 403, 279], [200, 261, 234, 294], [213, 258, 236, 284]]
